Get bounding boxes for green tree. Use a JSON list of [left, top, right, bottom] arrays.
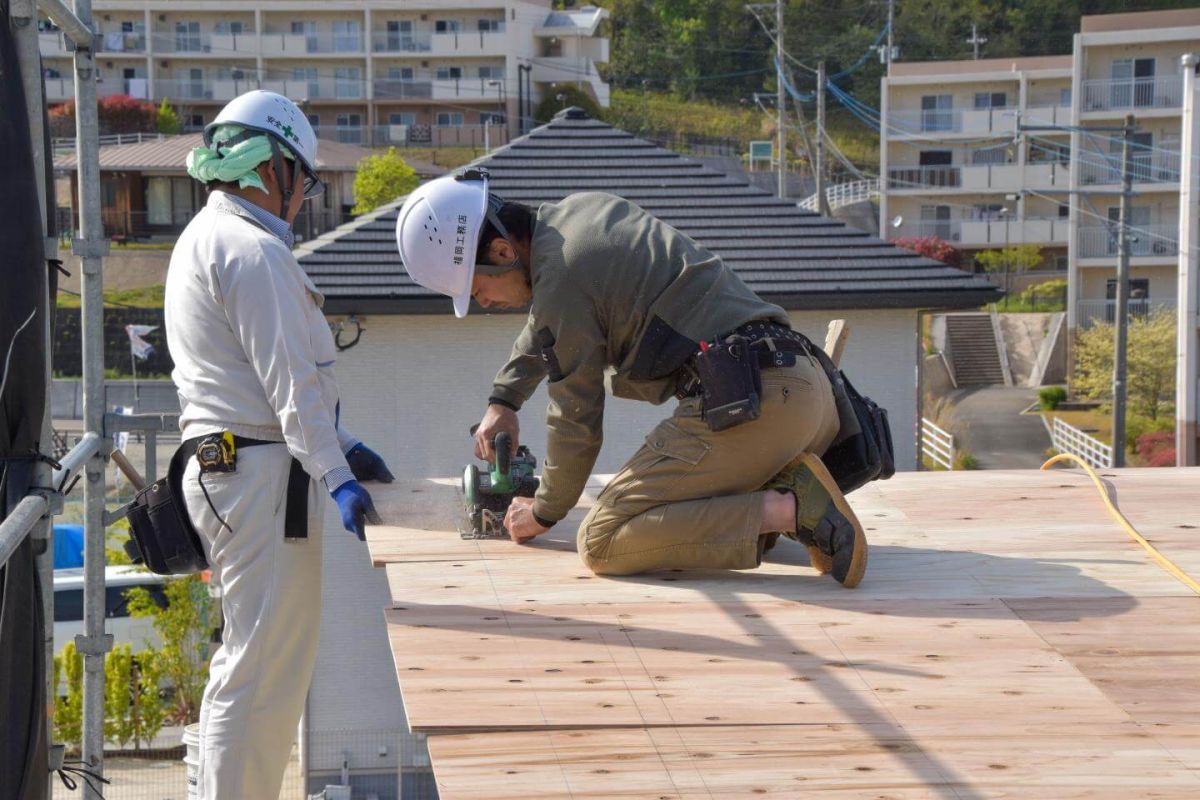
[[975, 244, 1044, 276], [105, 644, 137, 748], [351, 148, 421, 215], [54, 641, 85, 751], [135, 650, 169, 748], [127, 575, 217, 724], [1073, 308, 1176, 421], [156, 99, 182, 135]]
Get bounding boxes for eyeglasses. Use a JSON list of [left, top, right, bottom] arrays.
[[301, 168, 324, 199]]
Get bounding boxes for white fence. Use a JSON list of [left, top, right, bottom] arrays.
[[797, 178, 879, 212], [1049, 416, 1113, 469], [920, 417, 956, 470]]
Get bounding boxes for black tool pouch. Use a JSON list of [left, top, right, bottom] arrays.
[[125, 442, 209, 575], [808, 345, 896, 494], [694, 336, 763, 432]]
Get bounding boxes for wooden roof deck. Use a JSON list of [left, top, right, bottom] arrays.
[[364, 468, 1200, 798]]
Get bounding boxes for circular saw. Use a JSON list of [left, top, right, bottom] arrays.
[[461, 431, 540, 539]]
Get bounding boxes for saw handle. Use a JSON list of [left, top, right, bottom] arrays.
[[493, 431, 512, 475]]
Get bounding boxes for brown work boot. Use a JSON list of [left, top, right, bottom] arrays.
[[763, 453, 868, 587]]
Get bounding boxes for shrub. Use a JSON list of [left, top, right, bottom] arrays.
[[893, 236, 962, 268], [54, 642, 84, 751], [1136, 431, 1176, 467], [1125, 414, 1174, 452], [1039, 386, 1067, 410], [156, 99, 182, 135], [351, 147, 420, 215]]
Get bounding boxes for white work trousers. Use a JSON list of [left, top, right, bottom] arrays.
[[183, 443, 324, 800]]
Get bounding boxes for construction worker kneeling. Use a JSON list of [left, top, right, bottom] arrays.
[[396, 169, 891, 588]]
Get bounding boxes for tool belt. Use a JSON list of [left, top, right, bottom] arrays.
[[677, 320, 894, 493], [125, 434, 309, 575]]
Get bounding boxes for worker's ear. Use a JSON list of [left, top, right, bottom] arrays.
[[487, 237, 516, 266]]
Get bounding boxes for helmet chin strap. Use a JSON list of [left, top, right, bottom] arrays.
[[476, 193, 524, 275], [267, 137, 294, 227]]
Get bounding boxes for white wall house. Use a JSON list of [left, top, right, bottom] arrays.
[[38, 0, 610, 148], [293, 108, 1000, 797]]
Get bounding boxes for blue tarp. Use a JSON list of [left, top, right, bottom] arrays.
[[52, 525, 85, 569]]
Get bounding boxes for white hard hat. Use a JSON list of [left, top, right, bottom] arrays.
[[396, 169, 492, 318], [206, 90, 322, 198]]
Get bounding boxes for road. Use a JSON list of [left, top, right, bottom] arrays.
[[948, 386, 1052, 469]]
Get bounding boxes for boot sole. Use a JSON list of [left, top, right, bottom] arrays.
[[805, 544, 834, 575], [797, 453, 868, 588]]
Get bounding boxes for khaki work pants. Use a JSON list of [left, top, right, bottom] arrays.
[[183, 443, 325, 800], [578, 353, 840, 575]]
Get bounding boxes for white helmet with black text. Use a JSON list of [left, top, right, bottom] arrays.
[[395, 168, 517, 318]]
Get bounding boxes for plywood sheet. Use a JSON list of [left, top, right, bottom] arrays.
[[428, 725, 1200, 799]]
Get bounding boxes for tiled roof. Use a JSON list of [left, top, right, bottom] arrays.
[[54, 132, 440, 176], [296, 108, 1002, 315]]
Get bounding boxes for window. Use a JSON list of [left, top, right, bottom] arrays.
[[54, 589, 82, 622], [972, 204, 1004, 221], [1058, 204, 1069, 219], [187, 114, 204, 129], [1054, 255, 1068, 271], [478, 18, 503, 32], [918, 150, 952, 166], [293, 66, 319, 98], [334, 67, 363, 99], [1060, 87, 1072, 106], [973, 92, 1007, 109], [306, 113, 320, 127], [388, 67, 415, 81], [971, 145, 1008, 165], [336, 113, 363, 143], [333, 19, 360, 52], [386, 20, 416, 51], [920, 94, 953, 132], [174, 21, 201, 52], [389, 112, 417, 126], [480, 112, 506, 126], [436, 66, 463, 81], [436, 112, 464, 127], [291, 21, 318, 53], [478, 65, 504, 80], [215, 21, 244, 35], [1110, 58, 1156, 107], [920, 205, 954, 239], [434, 20, 461, 33]]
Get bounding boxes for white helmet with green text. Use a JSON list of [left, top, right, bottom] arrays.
[[395, 168, 517, 318]]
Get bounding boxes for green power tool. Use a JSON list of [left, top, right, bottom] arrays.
[[461, 431, 540, 539]]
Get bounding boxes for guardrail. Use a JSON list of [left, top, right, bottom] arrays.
[[1049, 416, 1112, 469], [920, 417, 956, 470], [797, 178, 879, 212]]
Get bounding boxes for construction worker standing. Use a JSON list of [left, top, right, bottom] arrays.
[[165, 90, 392, 799], [395, 170, 869, 587]]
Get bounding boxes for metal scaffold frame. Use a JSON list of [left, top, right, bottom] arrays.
[[2, 0, 110, 796]]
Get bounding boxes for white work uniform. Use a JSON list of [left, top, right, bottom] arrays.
[[165, 190, 350, 800]]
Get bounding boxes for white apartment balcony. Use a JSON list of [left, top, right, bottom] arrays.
[[431, 77, 503, 101], [371, 32, 432, 54], [151, 31, 258, 55], [430, 29, 508, 56], [1022, 103, 1072, 127], [888, 165, 960, 190], [1077, 150, 1181, 186], [1081, 76, 1183, 113], [44, 77, 75, 102], [960, 163, 1024, 192], [897, 217, 1068, 247], [260, 77, 365, 101], [1077, 298, 1175, 328], [261, 30, 365, 56], [46, 76, 132, 101], [373, 79, 434, 100], [38, 30, 71, 57], [1077, 224, 1179, 259], [96, 31, 148, 54], [154, 78, 253, 102], [887, 107, 1017, 138]]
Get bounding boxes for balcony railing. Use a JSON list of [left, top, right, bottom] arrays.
[[151, 31, 258, 55], [1077, 298, 1175, 329], [259, 77, 364, 100], [888, 165, 961, 189], [1077, 224, 1179, 258], [1081, 76, 1183, 113], [1077, 150, 1181, 185], [897, 217, 1069, 246], [371, 32, 433, 53], [310, 124, 510, 149], [886, 107, 1017, 136], [96, 31, 147, 53], [373, 79, 433, 99], [1022, 103, 1071, 127], [261, 30, 364, 55]]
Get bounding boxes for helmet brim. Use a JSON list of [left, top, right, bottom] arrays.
[[452, 281, 473, 318]]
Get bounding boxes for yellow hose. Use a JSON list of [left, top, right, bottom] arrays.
[[1041, 453, 1200, 596]]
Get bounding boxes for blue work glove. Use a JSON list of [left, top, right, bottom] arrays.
[[345, 443, 395, 483], [331, 480, 382, 541]]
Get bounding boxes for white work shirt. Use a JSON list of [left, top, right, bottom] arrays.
[[165, 190, 350, 484]]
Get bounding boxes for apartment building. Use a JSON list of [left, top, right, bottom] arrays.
[[38, 0, 609, 149], [880, 8, 1200, 333]]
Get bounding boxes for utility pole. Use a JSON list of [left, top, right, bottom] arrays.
[[886, 0, 896, 66], [967, 23, 987, 60], [816, 61, 830, 216], [776, 0, 786, 198], [1112, 113, 1136, 468], [1178, 53, 1199, 466]]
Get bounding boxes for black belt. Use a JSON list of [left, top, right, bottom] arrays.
[[676, 321, 813, 398], [181, 435, 309, 540]]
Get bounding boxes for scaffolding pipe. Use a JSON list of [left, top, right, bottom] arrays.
[[69, 0, 112, 793], [0, 496, 49, 570], [12, 3, 61, 794], [37, 0, 91, 47]]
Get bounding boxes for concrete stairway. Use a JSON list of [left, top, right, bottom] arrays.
[[946, 313, 1006, 386]]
